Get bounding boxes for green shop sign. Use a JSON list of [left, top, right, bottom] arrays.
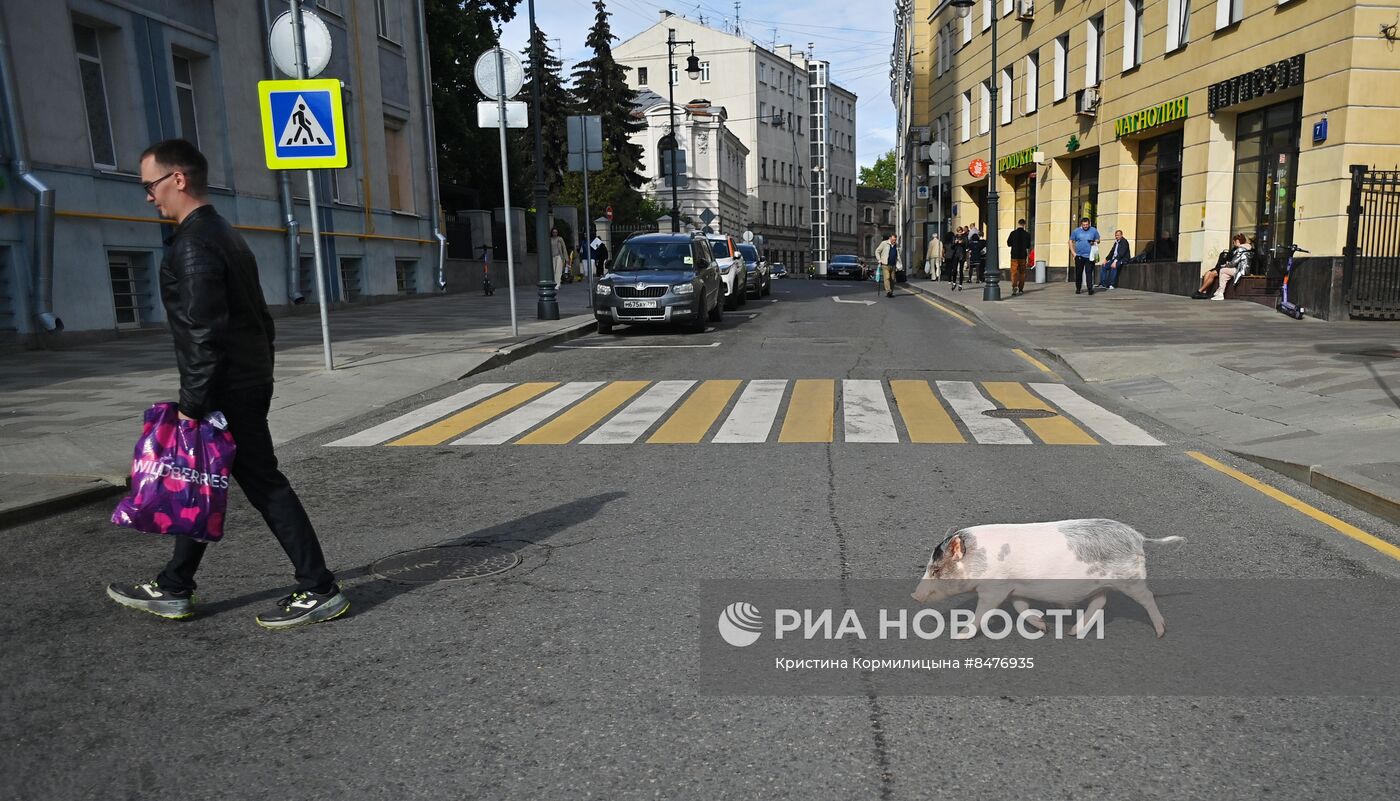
[[1114, 96, 1189, 139], [997, 147, 1038, 174]]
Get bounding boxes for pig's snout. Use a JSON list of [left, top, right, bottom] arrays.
[[911, 579, 940, 604]]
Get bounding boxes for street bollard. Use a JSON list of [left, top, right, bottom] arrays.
[[1034, 260, 1047, 284]]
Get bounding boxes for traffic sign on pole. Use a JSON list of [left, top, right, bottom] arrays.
[[258, 79, 347, 169]]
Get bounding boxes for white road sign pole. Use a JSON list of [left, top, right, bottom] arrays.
[[290, 0, 334, 370], [581, 120, 593, 298], [495, 47, 519, 337]]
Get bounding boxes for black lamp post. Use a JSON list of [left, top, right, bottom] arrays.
[[664, 28, 702, 233], [952, 0, 1001, 301], [526, 0, 559, 319]]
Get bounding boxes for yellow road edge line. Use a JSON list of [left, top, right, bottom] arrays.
[[1012, 348, 1062, 380], [517, 381, 650, 445], [981, 382, 1097, 445], [648, 379, 742, 444], [1186, 450, 1400, 563], [778, 379, 835, 443], [914, 294, 976, 327], [889, 379, 965, 443], [388, 382, 558, 446]]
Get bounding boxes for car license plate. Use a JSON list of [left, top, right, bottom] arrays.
[[623, 299, 657, 309]]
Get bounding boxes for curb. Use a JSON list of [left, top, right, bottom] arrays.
[[460, 317, 597, 379], [0, 477, 128, 530], [1228, 450, 1400, 527]]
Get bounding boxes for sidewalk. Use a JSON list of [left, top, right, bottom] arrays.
[[908, 277, 1400, 525], [0, 282, 597, 525]]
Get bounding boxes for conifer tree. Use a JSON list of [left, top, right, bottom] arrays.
[[517, 25, 574, 199], [570, 0, 645, 194]]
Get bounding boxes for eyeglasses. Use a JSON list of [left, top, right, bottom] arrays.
[[142, 172, 176, 196]]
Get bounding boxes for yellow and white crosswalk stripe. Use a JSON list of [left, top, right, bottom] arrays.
[[329, 379, 1164, 447]]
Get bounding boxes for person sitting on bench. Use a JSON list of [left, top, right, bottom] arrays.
[[1192, 234, 1252, 299]]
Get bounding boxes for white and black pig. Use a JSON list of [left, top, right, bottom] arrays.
[[910, 519, 1185, 638]]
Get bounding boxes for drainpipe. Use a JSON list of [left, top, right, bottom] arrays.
[[259, 0, 304, 303], [414, 0, 448, 289], [0, 13, 61, 332]]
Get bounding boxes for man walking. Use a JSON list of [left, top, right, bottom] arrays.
[[873, 233, 898, 297], [1007, 219, 1032, 296], [108, 139, 347, 629], [1100, 229, 1132, 289], [1068, 217, 1102, 295], [925, 233, 943, 281]]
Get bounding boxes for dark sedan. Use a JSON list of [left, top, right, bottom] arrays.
[[827, 255, 864, 280]]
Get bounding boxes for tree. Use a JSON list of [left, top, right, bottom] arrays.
[[424, 0, 521, 210], [570, 1, 645, 197], [859, 149, 897, 191], [517, 24, 574, 199]]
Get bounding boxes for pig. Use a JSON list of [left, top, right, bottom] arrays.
[[910, 519, 1185, 638]]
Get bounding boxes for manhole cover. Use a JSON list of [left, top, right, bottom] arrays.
[[982, 408, 1057, 419], [371, 545, 520, 584]]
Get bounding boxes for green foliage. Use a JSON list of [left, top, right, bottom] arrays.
[[570, 1, 646, 194], [859, 149, 897, 191], [517, 25, 574, 199]]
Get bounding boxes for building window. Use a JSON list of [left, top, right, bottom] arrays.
[[960, 91, 972, 141], [1070, 151, 1100, 227], [982, 0, 992, 32], [759, 102, 766, 123], [670, 63, 678, 85], [1053, 34, 1069, 102], [864, 206, 872, 222], [108, 252, 152, 329], [374, 0, 396, 42], [395, 260, 417, 294], [1025, 53, 1039, 114], [1216, 0, 1243, 29], [1000, 67, 1013, 125], [73, 23, 116, 169], [1166, 0, 1192, 52], [638, 66, 648, 85], [699, 61, 711, 82], [1086, 15, 1104, 86], [1123, 0, 1144, 71], [339, 257, 362, 302], [935, 31, 945, 76], [882, 209, 891, 225], [979, 81, 990, 135], [1012, 172, 1037, 238], [384, 119, 414, 213], [962, 11, 973, 45], [763, 200, 769, 224], [171, 54, 200, 147], [761, 157, 767, 179], [1230, 99, 1302, 269], [1137, 130, 1183, 262]]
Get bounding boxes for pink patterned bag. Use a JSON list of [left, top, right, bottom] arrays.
[[111, 402, 237, 543]]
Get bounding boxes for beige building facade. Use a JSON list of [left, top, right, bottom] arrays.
[[908, 0, 1400, 316]]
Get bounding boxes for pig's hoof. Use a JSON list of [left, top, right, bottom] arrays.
[[1028, 615, 1047, 632], [950, 631, 977, 641]]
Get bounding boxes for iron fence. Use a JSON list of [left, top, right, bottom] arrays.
[[1344, 165, 1400, 320]]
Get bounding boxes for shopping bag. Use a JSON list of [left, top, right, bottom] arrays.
[[1089, 243, 1101, 262], [111, 402, 237, 543]]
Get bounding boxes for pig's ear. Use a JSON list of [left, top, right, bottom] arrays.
[[947, 535, 965, 562]]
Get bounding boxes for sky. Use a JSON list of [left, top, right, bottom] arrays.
[[498, 0, 897, 172]]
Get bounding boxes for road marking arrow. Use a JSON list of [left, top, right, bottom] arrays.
[[832, 296, 876, 306]]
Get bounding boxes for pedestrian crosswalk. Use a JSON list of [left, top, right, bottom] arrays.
[[326, 379, 1163, 448]]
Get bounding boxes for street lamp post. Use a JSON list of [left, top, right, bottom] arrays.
[[664, 28, 702, 233], [527, 0, 558, 319], [953, 1, 1001, 301]]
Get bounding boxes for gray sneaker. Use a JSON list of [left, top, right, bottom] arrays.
[[255, 586, 350, 630], [107, 580, 194, 620]]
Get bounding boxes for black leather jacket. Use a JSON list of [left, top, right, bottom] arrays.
[[159, 205, 276, 419]]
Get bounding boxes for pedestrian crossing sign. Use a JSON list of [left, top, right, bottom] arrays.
[[257, 79, 347, 169]]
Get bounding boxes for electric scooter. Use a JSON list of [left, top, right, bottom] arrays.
[[478, 245, 494, 296], [1275, 243, 1307, 319]]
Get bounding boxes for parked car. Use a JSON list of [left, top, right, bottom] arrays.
[[593, 232, 723, 334], [827, 254, 864, 280], [704, 232, 748, 309], [770, 262, 788, 279], [735, 243, 772, 298]]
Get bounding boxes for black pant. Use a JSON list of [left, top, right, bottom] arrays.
[[1074, 257, 1097, 290], [158, 384, 335, 594]]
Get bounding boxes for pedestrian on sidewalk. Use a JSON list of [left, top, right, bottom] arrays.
[[550, 228, 568, 286], [1007, 219, 1032, 296], [941, 228, 956, 282], [1068, 217, 1102, 295], [1100, 230, 1132, 289], [950, 226, 968, 288], [925, 233, 943, 281], [593, 240, 609, 276], [1193, 233, 1253, 299], [874, 233, 898, 297], [107, 139, 347, 629], [967, 225, 986, 284]]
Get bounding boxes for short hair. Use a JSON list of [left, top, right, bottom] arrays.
[[1017, 219, 1026, 226], [1114, 229, 1124, 235], [1079, 217, 1091, 224], [1233, 233, 1248, 244], [140, 139, 208, 195]]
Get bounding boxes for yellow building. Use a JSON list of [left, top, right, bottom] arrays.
[[908, 0, 1400, 318]]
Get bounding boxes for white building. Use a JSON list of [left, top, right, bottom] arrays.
[[614, 10, 857, 273], [633, 92, 749, 237]]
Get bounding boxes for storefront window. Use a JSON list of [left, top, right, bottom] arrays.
[[1012, 172, 1037, 240], [1070, 152, 1100, 228], [1136, 131, 1182, 261], [1230, 98, 1301, 274]]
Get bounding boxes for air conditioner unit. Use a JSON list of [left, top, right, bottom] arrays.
[[1076, 86, 1100, 117], [772, 111, 785, 127], [1016, 0, 1034, 21], [913, 126, 931, 143]]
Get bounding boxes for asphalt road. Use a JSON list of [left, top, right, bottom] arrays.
[[5, 277, 1400, 800]]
